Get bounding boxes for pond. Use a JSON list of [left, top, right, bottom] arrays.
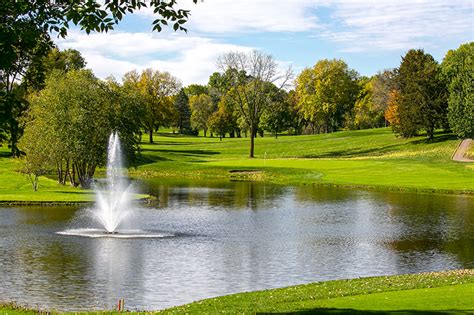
[[0, 179, 472, 311]]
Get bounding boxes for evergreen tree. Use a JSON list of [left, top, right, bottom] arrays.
[[174, 89, 192, 134], [441, 42, 473, 138], [396, 49, 447, 139]]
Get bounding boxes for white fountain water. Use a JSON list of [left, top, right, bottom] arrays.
[[94, 132, 132, 233], [58, 132, 174, 238]]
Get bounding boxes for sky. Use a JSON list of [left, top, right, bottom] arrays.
[[55, 0, 473, 86]]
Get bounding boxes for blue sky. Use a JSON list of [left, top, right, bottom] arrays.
[[56, 0, 473, 86]]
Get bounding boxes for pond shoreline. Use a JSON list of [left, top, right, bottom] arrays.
[[1, 269, 472, 314]]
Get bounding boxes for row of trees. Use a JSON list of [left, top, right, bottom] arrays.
[[2, 43, 472, 188]]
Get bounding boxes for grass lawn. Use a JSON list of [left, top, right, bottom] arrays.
[[133, 128, 473, 194], [0, 149, 146, 204], [160, 270, 474, 314], [0, 149, 95, 203], [1, 128, 472, 202], [1, 270, 472, 314]]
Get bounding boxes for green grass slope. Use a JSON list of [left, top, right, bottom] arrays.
[[2, 270, 471, 314], [0, 149, 94, 203], [134, 128, 473, 193], [160, 270, 473, 314], [1, 128, 472, 202]]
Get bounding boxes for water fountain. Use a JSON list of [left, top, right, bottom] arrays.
[[94, 132, 132, 233], [58, 132, 172, 238]]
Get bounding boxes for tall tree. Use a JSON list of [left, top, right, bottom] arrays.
[[184, 84, 209, 98], [441, 42, 473, 139], [295, 59, 358, 134], [173, 88, 191, 134], [208, 99, 237, 141], [217, 50, 292, 157], [1, 0, 197, 155], [396, 49, 447, 139], [372, 69, 398, 125], [21, 69, 142, 188], [260, 85, 291, 138], [123, 69, 181, 143], [351, 76, 386, 129], [189, 94, 214, 137]]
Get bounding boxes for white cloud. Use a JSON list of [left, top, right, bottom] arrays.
[[137, 0, 321, 33], [318, 0, 473, 51], [139, 0, 471, 51], [56, 31, 256, 85]]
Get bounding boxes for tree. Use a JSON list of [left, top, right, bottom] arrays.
[[208, 100, 237, 141], [384, 89, 401, 128], [217, 50, 292, 157], [372, 69, 398, 126], [1, 1, 197, 155], [441, 42, 473, 138], [260, 86, 291, 138], [190, 94, 214, 137], [396, 49, 447, 139], [18, 118, 51, 191], [21, 69, 142, 188], [351, 76, 386, 129], [286, 90, 306, 135], [184, 84, 209, 98], [173, 88, 192, 134], [123, 69, 181, 143], [295, 59, 358, 134]]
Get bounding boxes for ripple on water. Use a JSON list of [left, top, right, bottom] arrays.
[[56, 228, 175, 239]]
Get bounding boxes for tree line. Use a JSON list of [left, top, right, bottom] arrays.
[[2, 43, 473, 190]]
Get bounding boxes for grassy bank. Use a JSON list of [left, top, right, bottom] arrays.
[[0, 150, 95, 203], [0, 149, 147, 204], [161, 269, 474, 314], [133, 128, 473, 194], [1, 128, 473, 202], [1, 270, 472, 314]]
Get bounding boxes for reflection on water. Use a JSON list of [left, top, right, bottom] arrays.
[[0, 179, 473, 311]]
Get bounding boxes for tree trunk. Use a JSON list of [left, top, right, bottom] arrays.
[[249, 126, 255, 158], [275, 131, 278, 139], [204, 129, 207, 137], [149, 130, 154, 144]]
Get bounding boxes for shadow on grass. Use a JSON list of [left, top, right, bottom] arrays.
[[142, 148, 220, 156], [135, 154, 173, 167], [56, 191, 92, 195], [0, 150, 10, 158], [145, 141, 194, 146], [279, 308, 471, 314], [410, 133, 458, 145], [302, 143, 402, 158]]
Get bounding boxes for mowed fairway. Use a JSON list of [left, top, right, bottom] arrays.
[[135, 128, 473, 193], [1, 128, 473, 203]]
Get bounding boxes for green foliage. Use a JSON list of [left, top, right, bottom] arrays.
[[208, 98, 238, 140], [396, 49, 448, 139], [173, 88, 192, 134], [123, 69, 181, 143], [296, 59, 359, 133], [351, 76, 385, 129], [189, 93, 214, 137], [0, 85, 29, 157], [372, 68, 398, 118], [0, 0, 196, 156], [183, 84, 209, 98], [260, 88, 292, 138], [21, 70, 142, 188], [217, 50, 291, 157], [442, 42, 474, 139]]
